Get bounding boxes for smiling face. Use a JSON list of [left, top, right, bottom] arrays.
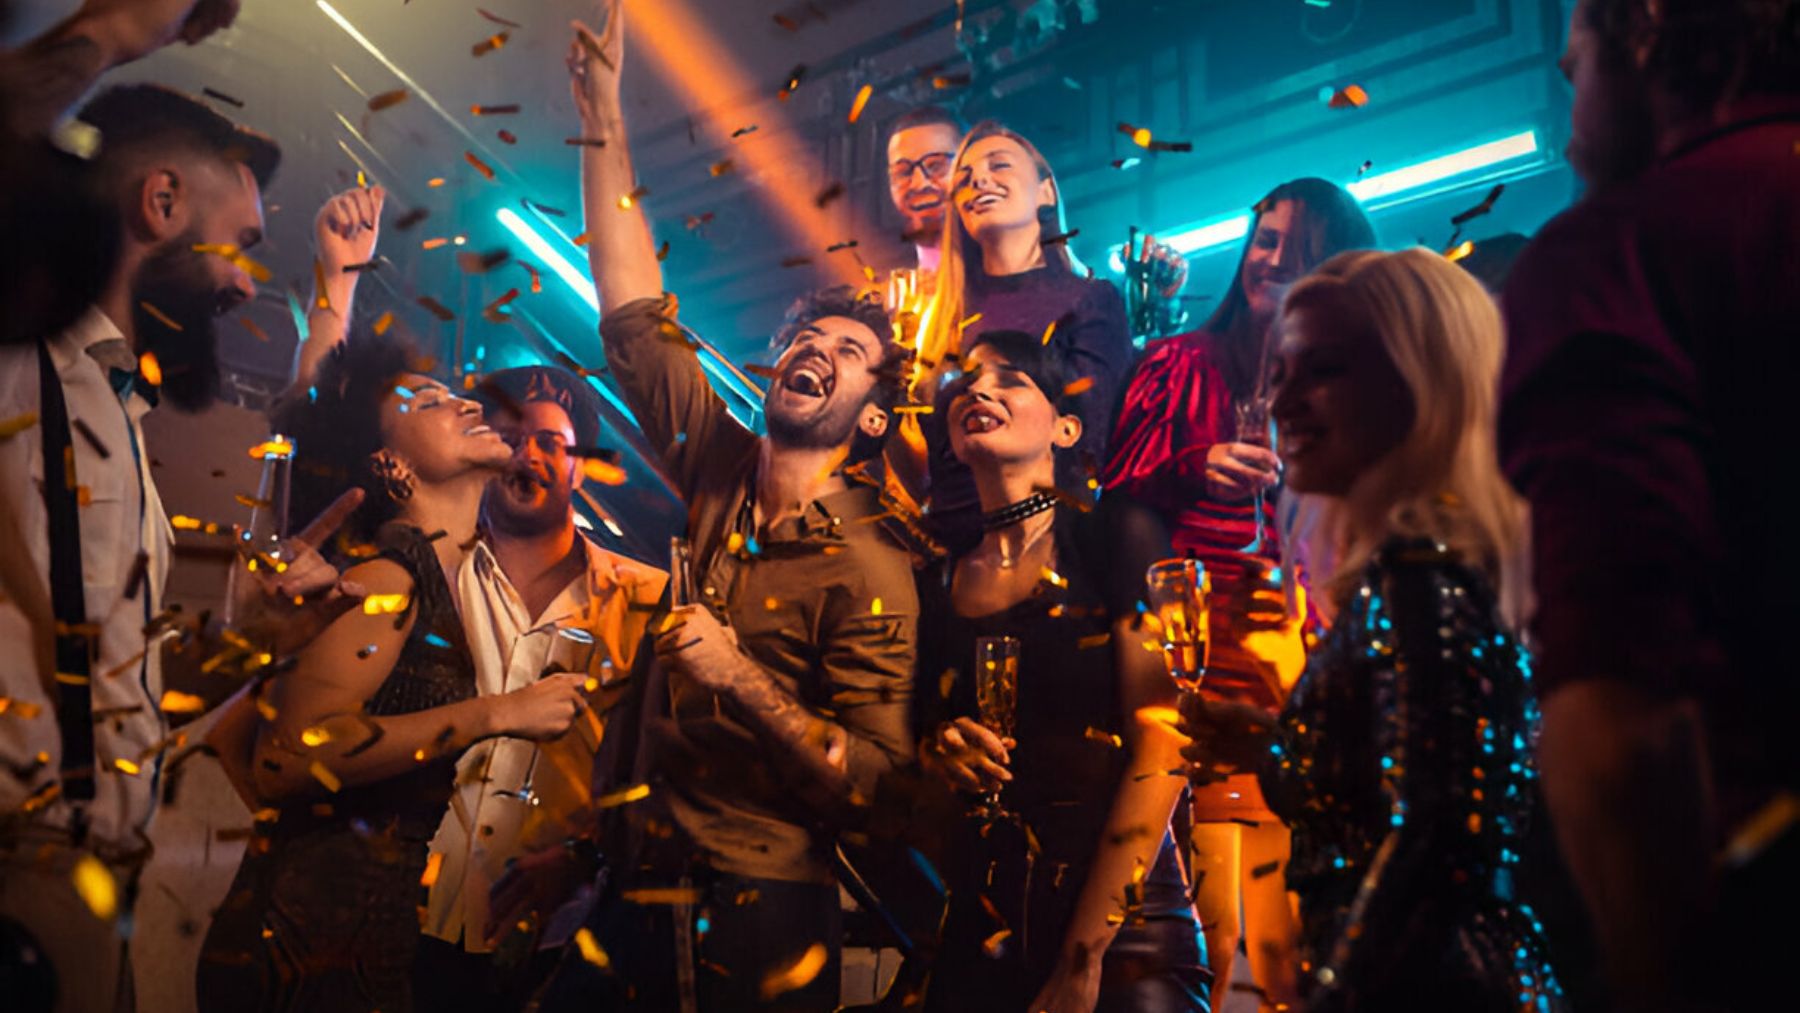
[[887, 122, 962, 241], [485, 398, 580, 536], [1240, 199, 1309, 321], [946, 343, 1081, 473], [378, 374, 512, 483], [951, 134, 1058, 242], [763, 315, 890, 452], [1269, 293, 1414, 497]]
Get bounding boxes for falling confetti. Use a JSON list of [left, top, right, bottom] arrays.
[[847, 83, 873, 124], [309, 761, 342, 792], [1327, 84, 1370, 109], [367, 89, 410, 111], [1445, 240, 1475, 262], [582, 459, 627, 486], [472, 32, 509, 57], [761, 942, 828, 1000], [574, 927, 612, 967], [417, 297, 456, 322], [71, 418, 109, 459], [465, 151, 497, 181], [139, 303, 182, 333], [470, 103, 520, 116], [138, 352, 163, 387], [1041, 228, 1079, 247], [870, 597, 884, 616], [814, 181, 845, 208], [0, 411, 39, 438], [362, 593, 411, 615], [1084, 727, 1123, 748], [497, 129, 518, 145], [596, 783, 652, 809], [709, 159, 736, 177], [458, 248, 511, 273], [419, 852, 444, 887], [201, 86, 244, 108], [617, 186, 648, 210], [731, 124, 760, 138], [1062, 376, 1095, 397], [1450, 183, 1507, 226], [71, 854, 117, 919], [621, 887, 704, 905], [826, 239, 859, 253], [564, 137, 607, 147], [422, 237, 450, 251], [778, 64, 808, 100]]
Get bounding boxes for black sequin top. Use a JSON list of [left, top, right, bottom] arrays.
[[1261, 538, 1566, 1011]]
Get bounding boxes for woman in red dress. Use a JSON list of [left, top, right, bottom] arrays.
[[1101, 177, 1374, 1009]]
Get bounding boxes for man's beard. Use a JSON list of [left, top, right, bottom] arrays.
[[131, 235, 222, 413], [764, 390, 865, 452]]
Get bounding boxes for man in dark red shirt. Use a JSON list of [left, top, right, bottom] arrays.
[[1500, 1, 1800, 1008]]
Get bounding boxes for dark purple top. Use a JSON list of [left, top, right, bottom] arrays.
[[925, 265, 1132, 548], [1499, 106, 1800, 799]]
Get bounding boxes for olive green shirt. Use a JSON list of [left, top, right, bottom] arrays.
[[599, 294, 917, 884]]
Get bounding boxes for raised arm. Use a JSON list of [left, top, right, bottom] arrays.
[[288, 185, 385, 397], [569, 2, 661, 314]]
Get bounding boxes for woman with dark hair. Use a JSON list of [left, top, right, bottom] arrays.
[[902, 121, 1132, 553], [916, 330, 1207, 1013], [197, 333, 590, 1013], [1100, 177, 1375, 1006]]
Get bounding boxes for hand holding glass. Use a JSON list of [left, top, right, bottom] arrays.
[[1145, 559, 1211, 693], [972, 636, 1020, 820], [500, 626, 596, 807]]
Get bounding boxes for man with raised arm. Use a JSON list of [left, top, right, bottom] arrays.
[[542, 5, 920, 1009]]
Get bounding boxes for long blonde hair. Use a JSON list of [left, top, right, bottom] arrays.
[[914, 121, 1072, 384], [1281, 248, 1530, 626]]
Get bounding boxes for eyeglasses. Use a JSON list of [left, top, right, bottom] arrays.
[[888, 151, 955, 186], [499, 429, 571, 455]]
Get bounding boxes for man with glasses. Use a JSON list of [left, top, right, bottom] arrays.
[[414, 365, 666, 1012], [884, 106, 966, 279]]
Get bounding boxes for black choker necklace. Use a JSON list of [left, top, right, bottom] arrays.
[[983, 491, 1058, 531]]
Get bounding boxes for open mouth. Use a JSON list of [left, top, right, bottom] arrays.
[[501, 464, 546, 498], [958, 403, 1006, 435], [963, 192, 1004, 214], [463, 424, 494, 437], [1279, 426, 1321, 459], [782, 354, 835, 400]]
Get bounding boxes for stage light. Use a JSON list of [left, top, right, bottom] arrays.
[[495, 209, 764, 425], [1110, 128, 1544, 270], [496, 208, 598, 311]]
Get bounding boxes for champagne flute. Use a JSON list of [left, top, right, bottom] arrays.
[[224, 433, 294, 627], [669, 536, 696, 608], [972, 636, 1020, 821], [1144, 559, 1211, 694], [1234, 397, 1275, 554], [499, 626, 596, 807]]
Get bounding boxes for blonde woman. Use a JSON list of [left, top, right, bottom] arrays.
[[899, 120, 1131, 552], [1181, 249, 1565, 1011]]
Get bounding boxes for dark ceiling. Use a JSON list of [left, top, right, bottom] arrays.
[[6, 0, 1579, 560]]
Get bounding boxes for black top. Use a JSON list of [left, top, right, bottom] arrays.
[[1261, 538, 1565, 1011], [917, 495, 1190, 1004], [198, 523, 477, 1013], [925, 266, 1133, 553]]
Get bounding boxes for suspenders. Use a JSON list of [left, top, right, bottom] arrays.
[[36, 339, 96, 801]]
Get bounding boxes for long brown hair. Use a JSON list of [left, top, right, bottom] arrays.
[[1206, 177, 1375, 397], [915, 121, 1072, 382]]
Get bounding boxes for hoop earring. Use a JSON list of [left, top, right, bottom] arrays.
[[369, 450, 416, 503]]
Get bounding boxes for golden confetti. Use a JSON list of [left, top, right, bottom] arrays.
[[891, 404, 933, 415], [596, 783, 652, 809], [1445, 240, 1475, 262], [1041, 319, 1058, 345], [71, 854, 117, 919], [192, 243, 272, 283], [572, 231, 591, 246], [309, 761, 342, 792], [1076, 632, 1112, 650], [139, 303, 182, 333], [1329, 84, 1370, 109], [1084, 726, 1123, 748], [981, 927, 1012, 957], [248, 439, 293, 459], [299, 726, 332, 748], [0, 411, 39, 438], [428, 176, 447, 188], [473, 31, 509, 56], [158, 690, 205, 714], [113, 757, 141, 775], [1131, 127, 1152, 148], [0, 697, 45, 719], [1062, 376, 1095, 397], [422, 237, 450, 251], [761, 942, 828, 1000], [313, 260, 331, 310], [847, 83, 873, 124], [465, 151, 497, 182], [764, 597, 780, 611], [373, 311, 396, 336], [621, 887, 704, 905], [575, 927, 611, 967], [870, 597, 884, 616], [709, 159, 735, 177], [420, 851, 444, 887], [367, 89, 410, 111], [617, 186, 649, 209], [1040, 567, 1068, 589], [582, 459, 627, 486], [417, 296, 456, 322]]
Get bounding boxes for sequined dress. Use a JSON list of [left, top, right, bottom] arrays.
[[1261, 538, 1565, 1011], [198, 525, 477, 1013]]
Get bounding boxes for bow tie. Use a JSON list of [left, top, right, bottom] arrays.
[[109, 366, 160, 407]]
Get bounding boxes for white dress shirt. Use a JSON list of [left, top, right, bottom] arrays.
[[423, 534, 665, 950], [0, 308, 172, 851]]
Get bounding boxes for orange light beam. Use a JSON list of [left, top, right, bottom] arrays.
[[625, 0, 871, 289]]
